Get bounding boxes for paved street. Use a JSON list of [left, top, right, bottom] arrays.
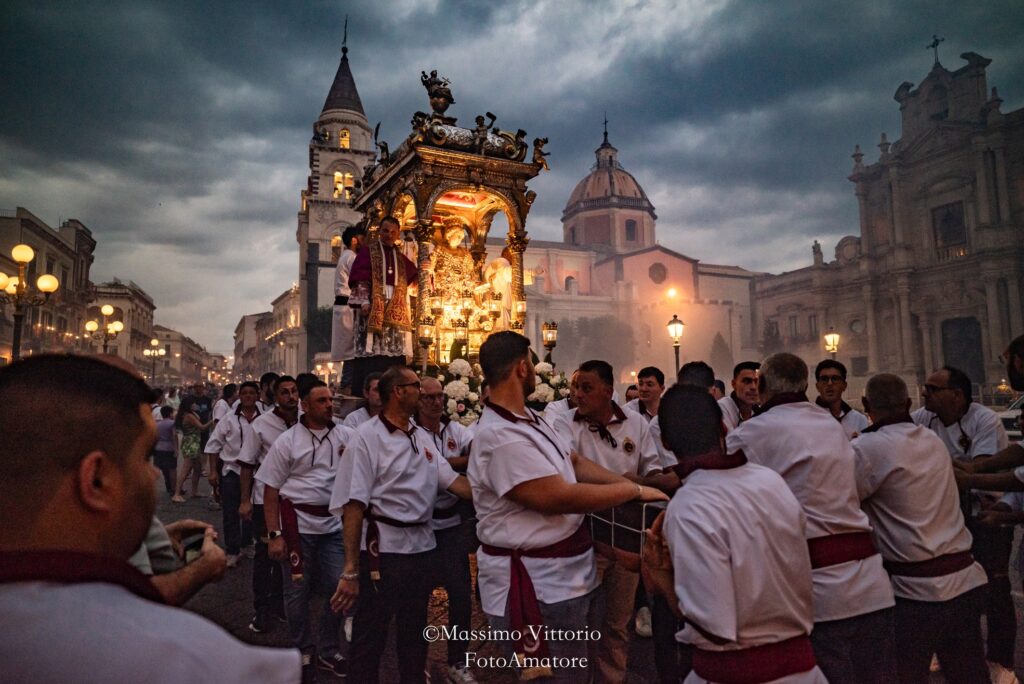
[[160, 480, 1024, 683]]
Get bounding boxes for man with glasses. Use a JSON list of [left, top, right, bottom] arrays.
[[814, 360, 868, 439], [415, 376, 477, 683], [330, 366, 472, 683], [912, 365, 1013, 679]]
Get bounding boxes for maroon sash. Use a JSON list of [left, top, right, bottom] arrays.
[[806, 531, 877, 569], [663, 448, 748, 480], [883, 551, 975, 577], [364, 506, 428, 580], [279, 498, 332, 580], [693, 635, 817, 684], [0, 550, 166, 605], [480, 523, 593, 679]]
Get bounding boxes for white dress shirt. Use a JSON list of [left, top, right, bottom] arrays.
[[565, 403, 660, 478], [416, 418, 472, 531], [239, 409, 296, 504], [205, 406, 261, 476]]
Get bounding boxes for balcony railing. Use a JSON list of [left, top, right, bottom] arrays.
[[936, 245, 969, 262]]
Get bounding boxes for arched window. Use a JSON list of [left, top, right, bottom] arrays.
[[625, 219, 637, 241], [331, 235, 343, 262], [333, 171, 355, 200], [564, 276, 577, 293], [338, 129, 350, 149]]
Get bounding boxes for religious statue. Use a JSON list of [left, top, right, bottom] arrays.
[[430, 219, 477, 308], [347, 216, 419, 394], [421, 70, 455, 116], [481, 257, 513, 330], [473, 113, 497, 155], [532, 137, 550, 170], [377, 140, 391, 166]]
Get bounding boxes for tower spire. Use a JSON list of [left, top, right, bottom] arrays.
[[603, 112, 609, 145], [322, 17, 364, 115], [342, 15, 348, 56]]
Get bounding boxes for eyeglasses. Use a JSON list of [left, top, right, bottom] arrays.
[[817, 375, 844, 384], [922, 384, 953, 393]]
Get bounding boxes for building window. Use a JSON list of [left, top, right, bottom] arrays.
[[333, 171, 354, 200], [46, 257, 55, 274], [331, 235, 343, 262], [851, 357, 869, 377], [932, 201, 968, 261], [808, 314, 818, 338], [625, 219, 637, 242], [569, 226, 576, 244], [564, 276, 577, 293], [57, 316, 67, 332], [339, 129, 350, 149], [788, 315, 798, 339]]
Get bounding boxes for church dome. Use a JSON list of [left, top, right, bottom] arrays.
[[562, 134, 656, 222]]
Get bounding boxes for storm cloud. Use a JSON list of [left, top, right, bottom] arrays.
[[2, 0, 1022, 352]]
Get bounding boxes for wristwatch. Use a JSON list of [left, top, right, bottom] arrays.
[[267, 530, 283, 540]]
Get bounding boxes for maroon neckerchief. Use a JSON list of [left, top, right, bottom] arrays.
[[573, 402, 627, 448], [815, 396, 853, 422], [860, 414, 914, 434], [753, 391, 809, 416], [0, 550, 166, 604], [663, 447, 748, 480]]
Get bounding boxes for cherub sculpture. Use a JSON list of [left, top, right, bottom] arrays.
[[473, 112, 497, 155], [532, 137, 550, 170]]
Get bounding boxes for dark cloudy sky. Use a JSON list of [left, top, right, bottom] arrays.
[[2, 1, 1022, 354]]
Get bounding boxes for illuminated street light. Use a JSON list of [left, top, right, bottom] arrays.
[[542, 321, 558, 365], [85, 305, 123, 354], [0, 244, 61, 360], [667, 314, 684, 374], [143, 338, 166, 383], [824, 327, 841, 360]]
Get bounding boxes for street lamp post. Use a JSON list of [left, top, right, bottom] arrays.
[[143, 337, 166, 383], [0, 244, 61, 361], [85, 304, 124, 353], [667, 314, 685, 374], [542, 321, 558, 365], [824, 327, 841, 360]]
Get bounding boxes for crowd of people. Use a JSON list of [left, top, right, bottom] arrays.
[[2, 332, 1024, 684]]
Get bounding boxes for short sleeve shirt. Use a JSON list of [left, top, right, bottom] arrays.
[[566, 404, 660, 478], [468, 402, 597, 616], [239, 410, 296, 504], [205, 407, 262, 476]]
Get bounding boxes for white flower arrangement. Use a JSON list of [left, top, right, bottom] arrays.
[[444, 379, 470, 401], [534, 361, 554, 375], [526, 365, 572, 411], [448, 358, 472, 379]]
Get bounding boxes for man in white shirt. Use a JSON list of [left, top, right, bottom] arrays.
[[330, 366, 472, 683], [623, 365, 664, 422], [913, 365, 1014, 676], [239, 375, 298, 634], [206, 381, 260, 567], [414, 376, 477, 684], [566, 359, 661, 682], [332, 224, 365, 392], [814, 359, 869, 439], [342, 371, 383, 428], [644, 384, 826, 684], [853, 373, 989, 682], [718, 361, 759, 431], [258, 381, 352, 680], [726, 353, 896, 682], [257, 372, 279, 414], [468, 332, 667, 682], [0, 355, 300, 683], [213, 383, 238, 424]]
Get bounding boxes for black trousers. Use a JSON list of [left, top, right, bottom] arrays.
[[651, 593, 692, 683], [968, 520, 1016, 668], [251, 503, 283, 613], [349, 550, 434, 683], [153, 450, 176, 494], [811, 606, 896, 683], [894, 585, 988, 684], [432, 523, 474, 666], [219, 471, 251, 555]]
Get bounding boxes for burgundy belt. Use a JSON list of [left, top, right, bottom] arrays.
[[807, 531, 878, 569], [883, 550, 975, 577], [693, 635, 817, 684], [279, 499, 333, 580], [480, 523, 593, 679]]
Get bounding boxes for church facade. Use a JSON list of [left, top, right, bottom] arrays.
[[751, 51, 1023, 399]]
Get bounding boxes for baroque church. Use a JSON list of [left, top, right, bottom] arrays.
[[296, 42, 760, 380], [751, 50, 1023, 399]]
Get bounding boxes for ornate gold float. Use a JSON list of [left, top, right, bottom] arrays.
[[352, 70, 547, 367]]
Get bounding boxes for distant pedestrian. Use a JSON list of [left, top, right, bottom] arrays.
[[172, 395, 214, 502], [153, 405, 177, 495]]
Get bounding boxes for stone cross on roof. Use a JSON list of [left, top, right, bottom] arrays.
[[926, 34, 945, 65]]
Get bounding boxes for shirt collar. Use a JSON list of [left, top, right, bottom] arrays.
[[814, 396, 853, 420], [299, 414, 335, 432], [273, 407, 298, 428], [235, 404, 262, 420], [755, 391, 809, 415], [572, 401, 628, 426], [664, 448, 749, 480], [860, 414, 914, 434], [483, 397, 536, 424], [378, 413, 414, 435], [0, 550, 166, 605]]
